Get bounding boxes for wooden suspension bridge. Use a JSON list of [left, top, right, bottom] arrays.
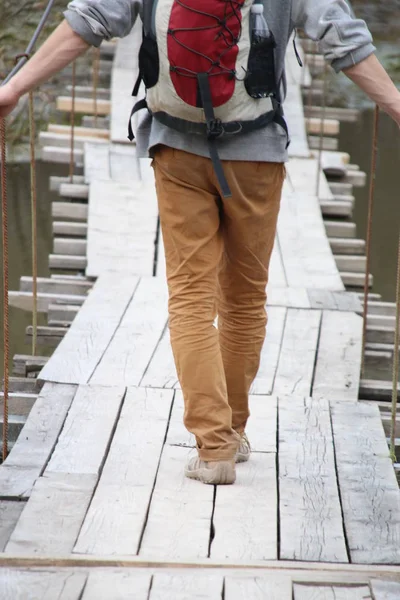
[[1, 22, 400, 599]]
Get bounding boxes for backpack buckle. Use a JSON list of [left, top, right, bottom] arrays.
[[207, 118, 224, 139]]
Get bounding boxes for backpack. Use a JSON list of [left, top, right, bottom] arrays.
[[128, 0, 288, 197]]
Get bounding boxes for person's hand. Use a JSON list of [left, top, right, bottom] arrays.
[[0, 83, 20, 118]]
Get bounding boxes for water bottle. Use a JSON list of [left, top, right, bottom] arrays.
[[245, 2, 277, 99], [251, 3, 271, 42]]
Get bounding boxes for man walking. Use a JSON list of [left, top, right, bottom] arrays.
[[1, 0, 399, 485]]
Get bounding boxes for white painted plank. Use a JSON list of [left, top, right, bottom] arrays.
[[267, 286, 311, 309], [167, 392, 277, 453], [269, 241, 287, 287], [5, 472, 97, 556], [139, 445, 213, 559], [109, 143, 139, 182], [331, 402, 400, 564], [312, 311, 362, 402], [150, 574, 223, 600], [83, 570, 151, 600], [279, 396, 348, 563], [86, 180, 158, 277], [286, 158, 333, 201], [293, 585, 372, 600], [0, 503, 25, 551], [211, 452, 277, 561], [278, 185, 344, 291], [251, 307, 286, 394], [370, 580, 400, 600], [273, 309, 321, 396], [225, 574, 293, 600], [39, 273, 138, 384], [0, 569, 87, 600], [74, 387, 173, 555], [140, 326, 180, 389], [0, 383, 77, 499], [90, 277, 168, 386], [84, 142, 110, 183], [286, 83, 310, 159], [46, 384, 125, 475]]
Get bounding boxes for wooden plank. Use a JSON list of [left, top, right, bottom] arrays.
[[48, 124, 109, 140], [109, 144, 140, 182], [312, 311, 362, 402], [40, 131, 108, 150], [84, 143, 111, 184], [329, 238, 365, 255], [211, 452, 277, 561], [83, 570, 151, 600], [305, 118, 340, 136], [285, 83, 310, 158], [251, 307, 286, 394], [308, 135, 339, 151], [150, 574, 224, 600], [74, 387, 173, 555], [53, 238, 87, 256], [49, 254, 87, 271], [273, 309, 321, 396], [167, 391, 277, 453], [59, 183, 89, 199], [331, 401, 400, 563], [267, 286, 311, 309], [287, 159, 333, 201], [46, 384, 125, 475], [324, 221, 356, 239], [225, 575, 293, 600], [52, 202, 88, 221], [0, 569, 87, 600], [294, 585, 372, 600], [140, 326, 179, 389], [5, 473, 97, 556], [0, 383, 76, 499], [269, 241, 287, 287], [0, 392, 36, 417], [278, 187, 343, 290], [320, 201, 353, 218], [139, 445, 213, 559], [39, 273, 138, 385], [279, 396, 348, 563], [20, 275, 92, 296], [53, 221, 88, 237], [9, 291, 84, 313], [56, 96, 111, 115], [0, 503, 25, 552], [86, 180, 158, 277], [370, 580, 400, 600], [90, 277, 168, 386], [41, 146, 83, 166]]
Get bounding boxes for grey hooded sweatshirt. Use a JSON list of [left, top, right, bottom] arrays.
[[64, 0, 375, 162]]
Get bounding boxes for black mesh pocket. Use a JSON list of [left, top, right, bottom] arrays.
[[244, 35, 277, 99], [138, 35, 160, 89]]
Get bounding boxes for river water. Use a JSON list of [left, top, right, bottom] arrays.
[[0, 2, 399, 381]]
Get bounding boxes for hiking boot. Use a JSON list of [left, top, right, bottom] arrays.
[[185, 456, 236, 485], [235, 433, 251, 463]]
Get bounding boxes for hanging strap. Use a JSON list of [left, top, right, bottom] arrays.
[[197, 72, 232, 198], [128, 98, 148, 141]]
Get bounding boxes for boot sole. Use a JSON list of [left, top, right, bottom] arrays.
[[185, 461, 236, 485]]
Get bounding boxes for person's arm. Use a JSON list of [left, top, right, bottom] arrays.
[[0, 0, 141, 118], [343, 55, 400, 126]]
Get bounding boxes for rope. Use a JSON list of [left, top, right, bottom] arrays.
[[361, 106, 380, 376], [92, 47, 101, 129], [1, 118, 9, 462], [390, 232, 400, 462], [69, 60, 77, 183], [28, 91, 38, 357], [315, 63, 328, 197]]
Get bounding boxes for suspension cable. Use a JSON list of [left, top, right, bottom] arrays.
[[1, 118, 9, 462], [92, 47, 101, 129], [361, 106, 380, 376], [28, 90, 38, 357], [315, 63, 328, 197], [69, 60, 77, 183], [390, 232, 400, 462]]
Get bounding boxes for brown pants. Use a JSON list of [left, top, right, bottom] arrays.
[[153, 146, 285, 461]]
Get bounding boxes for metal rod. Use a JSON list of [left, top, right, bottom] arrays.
[[1, 118, 9, 462], [390, 231, 400, 462], [28, 91, 38, 357]]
